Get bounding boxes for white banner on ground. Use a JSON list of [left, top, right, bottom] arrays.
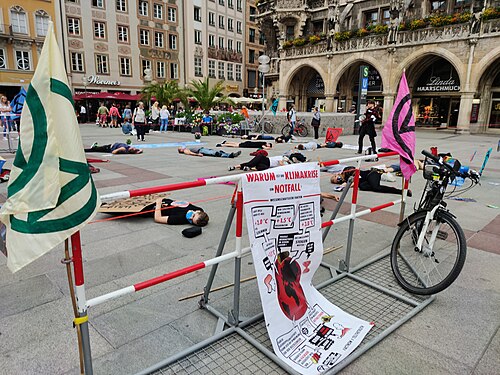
[[242, 163, 372, 374]]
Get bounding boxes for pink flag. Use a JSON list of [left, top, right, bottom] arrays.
[[381, 71, 416, 180]]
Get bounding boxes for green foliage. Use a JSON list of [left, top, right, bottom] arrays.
[[141, 80, 183, 107], [482, 7, 500, 20], [282, 40, 293, 48], [372, 24, 389, 34], [292, 38, 307, 46], [308, 35, 321, 44], [334, 31, 352, 42], [355, 28, 369, 37], [409, 19, 427, 30], [186, 77, 234, 113]]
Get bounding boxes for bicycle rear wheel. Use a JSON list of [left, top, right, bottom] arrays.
[[263, 121, 273, 134], [281, 124, 291, 136], [297, 125, 308, 137], [390, 210, 466, 295], [253, 121, 262, 133]]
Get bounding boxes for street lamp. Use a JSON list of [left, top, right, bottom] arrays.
[[258, 55, 270, 116], [82, 75, 88, 123]]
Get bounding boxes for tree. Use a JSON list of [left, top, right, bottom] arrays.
[[141, 80, 183, 106], [186, 77, 234, 112]]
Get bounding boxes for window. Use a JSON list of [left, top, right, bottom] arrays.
[[209, 34, 215, 47], [116, 0, 127, 12], [218, 62, 225, 79], [228, 18, 234, 31], [0, 49, 6, 69], [208, 60, 216, 78], [139, 1, 148, 16], [157, 61, 165, 78], [120, 57, 131, 76], [235, 64, 242, 81], [227, 39, 233, 51], [228, 0, 234, 8], [259, 32, 265, 45], [249, 49, 255, 64], [219, 0, 225, 5], [92, 0, 104, 8], [16, 51, 30, 70], [454, 0, 471, 12], [142, 59, 151, 77], [194, 30, 202, 45], [431, 0, 446, 11], [95, 54, 109, 74], [219, 15, 225, 29], [248, 70, 257, 88], [249, 6, 256, 16], [194, 6, 201, 22], [170, 63, 178, 79], [94, 22, 106, 39], [154, 3, 163, 19], [168, 7, 176, 22], [35, 11, 50, 37], [382, 9, 391, 25], [236, 41, 242, 53], [169, 34, 177, 49], [10, 6, 28, 34], [67, 18, 81, 36], [194, 57, 202, 77], [249, 28, 256, 43], [237, 0, 242, 11], [227, 63, 234, 80], [155, 31, 164, 48], [118, 25, 129, 42], [236, 21, 242, 34], [208, 12, 215, 26], [140, 29, 150, 45], [364, 10, 379, 27], [71, 52, 84, 72], [218, 37, 224, 49], [286, 26, 294, 40]]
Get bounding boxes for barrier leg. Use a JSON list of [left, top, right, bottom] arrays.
[[200, 203, 237, 307], [71, 232, 93, 375], [322, 178, 353, 243], [229, 191, 244, 326], [399, 179, 409, 222]]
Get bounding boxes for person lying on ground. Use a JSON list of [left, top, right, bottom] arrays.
[[216, 140, 273, 150], [295, 141, 344, 151], [154, 198, 209, 226], [228, 150, 270, 171], [241, 134, 275, 140], [275, 135, 294, 143], [177, 146, 241, 158], [84, 142, 143, 154], [328, 165, 412, 196]]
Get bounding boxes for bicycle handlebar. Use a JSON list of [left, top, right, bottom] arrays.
[[421, 149, 480, 182]]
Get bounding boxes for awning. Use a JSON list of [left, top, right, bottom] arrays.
[[231, 97, 263, 104], [73, 92, 142, 101]]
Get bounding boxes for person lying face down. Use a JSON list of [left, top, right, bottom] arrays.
[[154, 198, 209, 226], [84, 142, 143, 154], [216, 140, 273, 150], [241, 134, 274, 140], [177, 146, 241, 158], [295, 141, 344, 151]]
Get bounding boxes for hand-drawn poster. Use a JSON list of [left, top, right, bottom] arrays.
[[242, 163, 372, 374]]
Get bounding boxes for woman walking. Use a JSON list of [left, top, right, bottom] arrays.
[[159, 105, 170, 132], [132, 102, 147, 141]]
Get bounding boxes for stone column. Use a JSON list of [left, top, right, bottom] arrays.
[[456, 92, 474, 134], [278, 95, 288, 112], [382, 92, 396, 125], [325, 94, 335, 112]]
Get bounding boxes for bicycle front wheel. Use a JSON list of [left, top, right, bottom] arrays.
[[281, 124, 291, 136], [254, 122, 262, 133], [297, 125, 308, 137], [390, 210, 466, 295], [263, 121, 273, 134]]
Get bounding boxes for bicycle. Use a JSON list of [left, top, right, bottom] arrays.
[[390, 150, 480, 295], [250, 117, 274, 134], [281, 119, 308, 137]]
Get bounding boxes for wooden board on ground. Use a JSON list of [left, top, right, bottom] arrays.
[[99, 193, 170, 213]]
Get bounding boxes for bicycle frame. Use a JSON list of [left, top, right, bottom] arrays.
[[415, 205, 441, 255]]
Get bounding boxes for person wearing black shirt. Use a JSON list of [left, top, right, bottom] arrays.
[[357, 100, 379, 155], [154, 198, 209, 226]]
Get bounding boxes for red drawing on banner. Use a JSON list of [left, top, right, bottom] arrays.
[[264, 273, 275, 293]]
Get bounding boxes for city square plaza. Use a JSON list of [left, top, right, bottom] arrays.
[[0, 125, 499, 374]]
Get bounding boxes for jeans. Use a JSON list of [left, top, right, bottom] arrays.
[[160, 118, 169, 132], [198, 147, 232, 158], [122, 122, 132, 135], [2, 116, 15, 138], [289, 121, 295, 136]]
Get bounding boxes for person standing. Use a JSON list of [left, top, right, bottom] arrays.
[[122, 104, 133, 135], [151, 101, 160, 131], [288, 104, 297, 137], [97, 102, 109, 127], [132, 102, 147, 141], [109, 103, 121, 128], [159, 105, 170, 132], [0, 95, 13, 140], [311, 106, 321, 139], [357, 100, 379, 155], [80, 104, 87, 123]]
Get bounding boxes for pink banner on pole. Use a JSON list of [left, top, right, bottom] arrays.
[[381, 72, 416, 180]]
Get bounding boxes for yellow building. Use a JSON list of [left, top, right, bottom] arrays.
[[0, 0, 57, 100]]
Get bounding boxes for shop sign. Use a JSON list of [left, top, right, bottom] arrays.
[[416, 76, 460, 92], [470, 103, 480, 123], [87, 75, 121, 86], [226, 85, 239, 92]]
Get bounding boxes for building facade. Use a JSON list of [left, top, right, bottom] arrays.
[[182, 0, 245, 97], [244, 0, 266, 100], [0, 1, 56, 100], [257, 0, 500, 133], [61, 0, 181, 101]]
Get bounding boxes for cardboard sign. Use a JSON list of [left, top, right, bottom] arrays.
[[99, 193, 170, 213], [325, 128, 343, 143]]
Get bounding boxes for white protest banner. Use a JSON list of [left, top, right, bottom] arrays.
[[242, 163, 372, 374]]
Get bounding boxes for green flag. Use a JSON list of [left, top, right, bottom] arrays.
[[0, 23, 100, 272]]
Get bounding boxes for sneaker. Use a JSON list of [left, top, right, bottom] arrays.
[[216, 143, 222, 147], [228, 166, 235, 171], [291, 156, 299, 163], [233, 151, 241, 158], [91, 142, 98, 148], [243, 166, 250, 171], [407, 190, 413, 197], [355, 151, 362, 155]]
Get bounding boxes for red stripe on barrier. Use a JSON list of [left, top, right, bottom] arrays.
[[404, 179, 409, 189], [321, 220, 333, 228], [370, 201, 395, 212], [129, 180, 207, 198], [321, 160, 340, 167], [376, 151, 398, 158], [134, 262, 206, 292], [352, 169, 360, 205], [71, 232, 85, 287], [236, 191, 243, 237]]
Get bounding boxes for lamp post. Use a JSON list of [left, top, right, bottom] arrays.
[[82, 75, 88, 123], [258, 55, 270, 117]]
